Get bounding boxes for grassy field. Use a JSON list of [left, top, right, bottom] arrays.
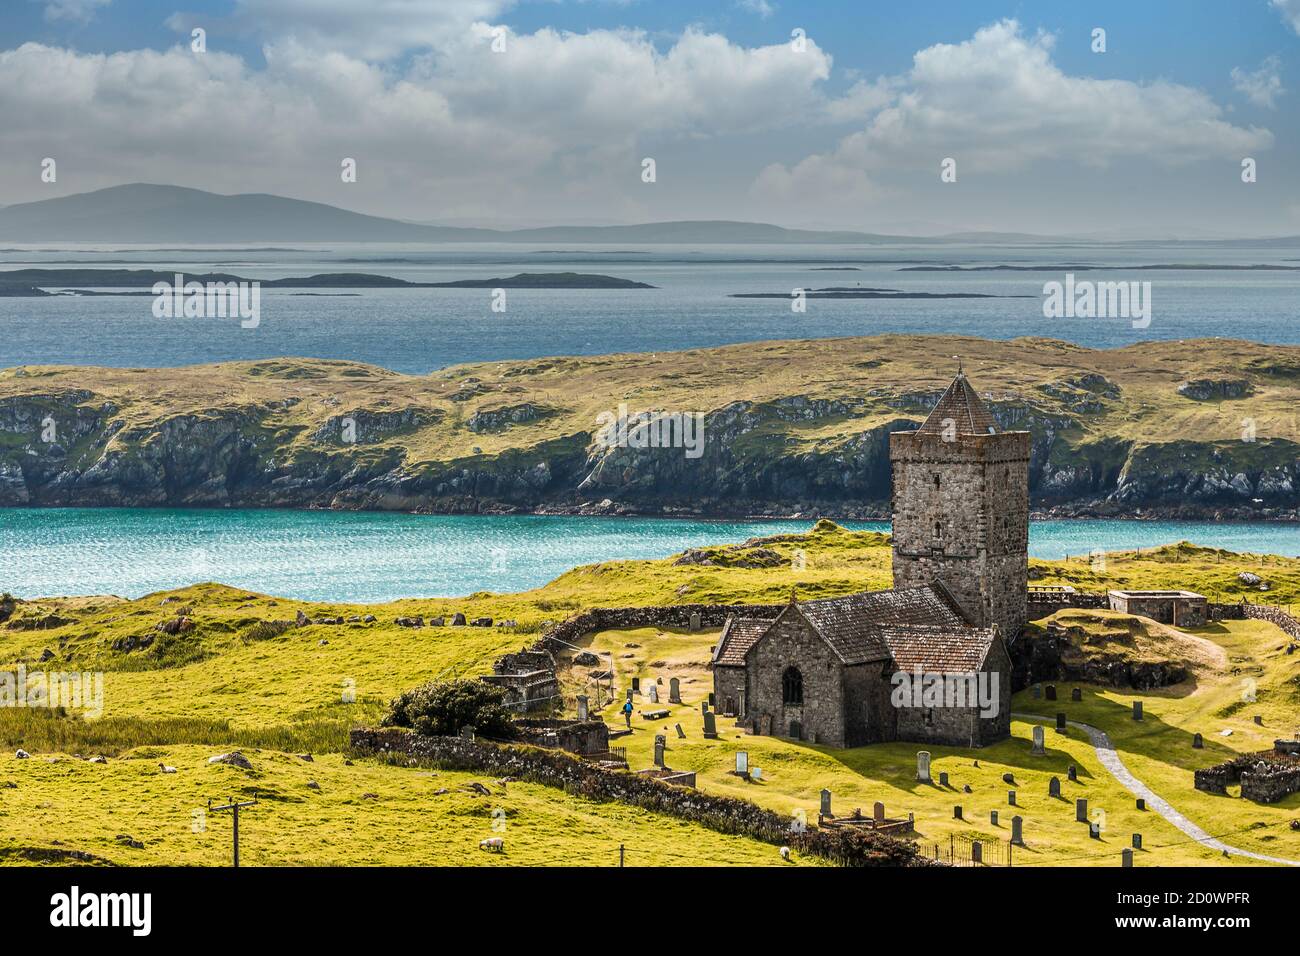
[[2, 523, 1298, 865]]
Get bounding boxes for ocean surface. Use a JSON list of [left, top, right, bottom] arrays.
[[2, 240, 1299, 372], [4, 509, 1297, 602]]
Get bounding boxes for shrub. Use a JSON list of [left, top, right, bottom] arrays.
[[381, 679, 514, 739]]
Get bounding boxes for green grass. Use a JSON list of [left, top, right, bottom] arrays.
[[3, 523, 1299, 865]]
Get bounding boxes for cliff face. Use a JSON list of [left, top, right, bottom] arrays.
[[2, 336, 1298, 517]]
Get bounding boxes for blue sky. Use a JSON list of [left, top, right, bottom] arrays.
[[2, 0, 1298, 235]]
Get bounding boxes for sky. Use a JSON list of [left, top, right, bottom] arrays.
[[0, 0, 1298, 236]]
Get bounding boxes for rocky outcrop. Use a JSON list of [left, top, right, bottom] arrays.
[[1177, 378, 1254, 401]]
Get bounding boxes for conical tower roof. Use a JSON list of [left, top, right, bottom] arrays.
[[917, 371, 998, 436]]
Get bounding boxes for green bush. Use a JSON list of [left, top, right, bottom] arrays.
[[381, 678, 514, 739]]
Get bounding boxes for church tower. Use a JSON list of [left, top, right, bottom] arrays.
[[889, 369, 1030, 638]]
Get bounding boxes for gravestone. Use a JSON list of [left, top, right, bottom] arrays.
[[990, 810, 999, 826], [669, 678, 681, 704], [1045, 685, 1057, 701], [1192, 732, 1203, 749], [1032, 684, 1042, 699], [916, 751, 932, 783], [939, 771, 949, 788], [1136, 798, 1145, 811], [688, 612, 702, 632], [708, 693, 716, 709], [1031, 726, 1045, 755], [1008, 790, 1016, 806], [701, 700, 710, 716], [626, 689, 634, 703], [873, 802, 885, 824], [1076, 798, 1089, 822], [1048, 776, 1061, 798], [675, 723, 685, 739], [1067, 765, 1078, 782], [576, 695, 588, 721], [1010, 815, 1024, 846], [953, 805, 963, 820], [971, 841, 982, 864], [820, 789, 832, 818], [1132, 833, 1142, 850], [1089, 822, 1101, 840], [1122, 848, 1133, 868], [1133, 701, 1143, 721], [751, 767, 762, 781], [631, 676, 640, 694], [735, 751, 748, 775], [702, 711, 718, 739], [1056, 712, 1067, 732], [653, 735, 666, 768], [647, 684, 659, 704], [1071, 688, 1082, 703], [1253, 715, 1263, 726], [1002, 772, 1015, 785]]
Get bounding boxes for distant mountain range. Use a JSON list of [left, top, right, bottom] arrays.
[[2, 184, 1299, 246]]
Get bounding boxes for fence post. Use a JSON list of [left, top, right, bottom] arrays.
[[619, 844, 624, 868]]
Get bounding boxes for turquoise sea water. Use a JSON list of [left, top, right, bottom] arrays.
[[3, 509, 1297, 602]]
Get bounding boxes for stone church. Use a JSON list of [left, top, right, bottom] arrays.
[[711, 370, 1027, 748]]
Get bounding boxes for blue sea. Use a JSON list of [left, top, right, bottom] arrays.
[[3, 509, 1297, 602], [2, 240, 1298, 372]]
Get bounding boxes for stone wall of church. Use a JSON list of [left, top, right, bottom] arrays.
[[842, 661, 897, 746], [889, 642, 1012, 748], [714, 665, 747, 718], [747, 612, 846, 747]]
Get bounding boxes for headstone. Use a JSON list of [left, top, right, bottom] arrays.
[[1253, 715, 1263, 726], [735, 751, 748, 775], [1045, 684, 1057, 701], [953, 805, 963, 820], [1136, 798, 1145, 811], [653, 735, 666, 768], [820, 789, 832, 818], [1056, 712, 1067, 732], [1132, 833, 1142, 850], [1010, 815, 1024, 846], [1002, 772, 1015, 785], [675, 723, 686, 739], [708, 693, 716, 709], [873, 801, 885, 824], [1032, 725, 1046, 755], [916, 751, 932, 783], [702, 711, 718, 739], [688, 612, 702, 632], [939, 771, 949, 788], [701, 700, 709, 715], [1122, 848, 1133, 867], [990, 810, 999, 826], [751, 767, 762, 781], [1133, 700, 1143, 721], [1192, 732, 1203, 749], [1071, 687, 1082, 703], [1048, 776, 1061, 798], [576, 695, 589, 721], [626, 689, 634, 703], [1067, 765, 1078, 782], [631, 676, 640, 694], [1032, 684, 1042, 699], [971, 841, 982, 864], [647, 684, 659, 704], [669, 677, 681, 703], [1076, 798, 1088, 822], [1008, 790, 1016, 806], [1089, 822, 1101, 840]]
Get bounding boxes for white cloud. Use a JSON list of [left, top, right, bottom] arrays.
[[43, 0, 110, 23], [1231, 56, 1284, 108], [1271, 0, 1300, 36], [736, 0, 776, 19], [754, 20, 1273, 207]]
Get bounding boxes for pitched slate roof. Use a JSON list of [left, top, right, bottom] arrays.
[[880, 625, 998, 673], [917, 372, 998, 436], [713, 616, 772, 667], [793, 583, 973, 665]]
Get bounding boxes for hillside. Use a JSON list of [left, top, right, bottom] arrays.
[[1, 335, 1298, 517]]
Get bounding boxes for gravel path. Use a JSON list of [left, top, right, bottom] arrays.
[[1014, 712, 1299, 866]]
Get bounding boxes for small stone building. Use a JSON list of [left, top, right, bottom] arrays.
[[711, 368, 1022, 749], [1108, 590, 1207, 627]]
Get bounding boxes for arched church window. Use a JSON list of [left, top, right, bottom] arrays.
[[782, 666, 803, 706]]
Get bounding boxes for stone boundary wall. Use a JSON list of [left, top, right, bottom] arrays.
[[1240, 602, 1300, 642], [1194, 749, 1300, 804], [536, 603, 784, 655], [349, 728, 924, 867]]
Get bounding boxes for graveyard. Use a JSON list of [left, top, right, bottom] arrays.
[[2, 523, 1298, 865]]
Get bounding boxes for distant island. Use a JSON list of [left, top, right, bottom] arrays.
[[0, 269, 655, 295], [731, 287, 1031, 299]]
